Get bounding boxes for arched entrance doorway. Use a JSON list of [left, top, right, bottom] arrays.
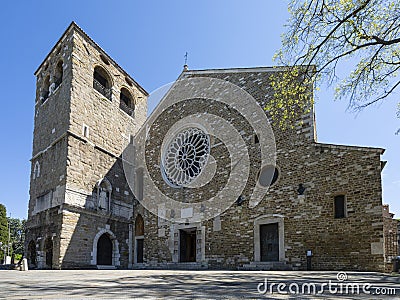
[[28, 240, 37, 268], [97, 233, 112, 265], [44, 237, 53, 269]]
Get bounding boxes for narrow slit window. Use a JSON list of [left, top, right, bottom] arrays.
[[33, 161, 40, 179], [334, 195, 346, 219], [83, 125, 89, 138], [254, 133, 260, 144]]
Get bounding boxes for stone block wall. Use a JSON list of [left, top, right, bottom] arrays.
[[65, 136, 133, 218], [28, 29, 74, 217], [58, 25, 147, 268], [135, 143, 384, 271], [25, 206, 63, 269], [27, 23, 147, 269], [132, 68, 385, 272], [184, 68, 316, 145], [277, 143, 384, 271], [27, 23, 386, 272], [64, 24, 148, 214], [68, 29, 147, 157], [32, 30, 73, 156], [383, 204, 399, 271], [28, 136, 68, 217], [27, 28, 75, 268], [59, 205, 130, 269]]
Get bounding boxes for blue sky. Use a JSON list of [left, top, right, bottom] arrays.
[[0, 1, 398, 219]]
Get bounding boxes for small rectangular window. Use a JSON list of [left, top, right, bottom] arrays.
[[83, 124, 89, 138], [334, 195, 346, 218]]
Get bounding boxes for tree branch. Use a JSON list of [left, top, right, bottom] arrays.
[[361, 35, 400, 45], [358, 79, 400, 108]]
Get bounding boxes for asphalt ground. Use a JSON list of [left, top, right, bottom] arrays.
[[0, 270, 399, 299]]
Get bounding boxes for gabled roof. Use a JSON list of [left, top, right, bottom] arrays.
[[315, 142, 385, 154], [180, 66, 288, 77], [177, 66, 385, 155], [178, 65, 316, 78]]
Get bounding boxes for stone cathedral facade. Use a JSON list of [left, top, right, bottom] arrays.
[[26, 22, 391, 271]]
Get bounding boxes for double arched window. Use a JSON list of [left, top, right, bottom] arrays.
[[39, 59, 63, 104], [93, 66, 112, 100]]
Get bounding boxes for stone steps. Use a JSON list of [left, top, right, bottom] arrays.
[[238, 261, 293, 271], [133, 262, 209, 270], [97, 265, 117, 270]]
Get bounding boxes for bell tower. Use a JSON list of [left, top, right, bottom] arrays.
[[26, 22, 148, 269]]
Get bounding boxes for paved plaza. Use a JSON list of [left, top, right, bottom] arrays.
[[0, 270, 399, 299]]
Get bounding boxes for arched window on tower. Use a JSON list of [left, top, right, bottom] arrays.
[[54, 60, 63, 89], [33, 161, 40, 179], [119, 87, 135, 118], [93, 66, 112, 100], [41, 76, 50, 103]]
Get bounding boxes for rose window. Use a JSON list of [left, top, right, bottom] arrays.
[[162, 128, 210, 187]]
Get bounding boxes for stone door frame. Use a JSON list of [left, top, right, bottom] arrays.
[[134, 235, 144, 265], [254, 214, 285, 262], [91, 225, 120, 267], [172, 223, 205, 263]]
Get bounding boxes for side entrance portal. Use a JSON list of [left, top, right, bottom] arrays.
[[136, 239, 144, 263], [28, 240, 37, 269], [134, 214, 144, 264], [44, 237, 53, 269], [97, 234, 112, 265], [179, 228, 196, 262], [260, 223, 279, 262]]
